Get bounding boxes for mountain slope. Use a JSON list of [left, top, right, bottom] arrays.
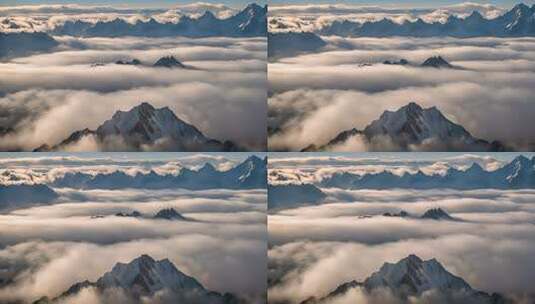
[[318, 3, 535, 38], [321, 155, 535, 190], [308, 102, 507, 152], [0, 32, 58, 59], [268, 32, 327, 59], [53, 3, 267, 38], [268, 184, 326, 209], [303, 255, 509, 304], [0, 184, 58, 211], [34, 255, 241, 304], [35, 102, 240, 152], [51, 155, 267, 190]]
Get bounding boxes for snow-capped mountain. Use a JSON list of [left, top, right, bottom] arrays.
[[53, 3, 267, 38], [35, 102, 240, 152], [318, 3, 535, 37], [0, 32, 58, 59], [307, 102, 507, 152], [302, 255, 508, 304], [0, 184, 58, 211], [321, 155, 535, 190], [34, 255, 241, 304], [268, 32, 326, 58], [268, 183, 326, 209], [51, 155, 267, 190]]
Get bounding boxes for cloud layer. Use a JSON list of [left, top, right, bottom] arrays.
[[0, 35, 267, 151], [268, 37, 535, 151], [0, 154, 267, 304], [267, 154, 535, 304]]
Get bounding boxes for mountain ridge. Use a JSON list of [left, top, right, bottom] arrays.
[[33, 254, 242, 304], [51, 155, 267, 190], [52, 3, 267, 38], [318, 3, 535, 38], [304, 102, 508, 152], [301, 254, 510, 304], [321, 155, 535, 190], [34, 102, 241, 152]]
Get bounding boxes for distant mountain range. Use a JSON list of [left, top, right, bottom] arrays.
[[34, 102, 241, 152], [112, 208, 191, 221], [321, 155, 535, 190], [51, 155, 267, 190], [0, 184, 58, 211], [34, 254, 242, 304], [0, 32, 58, 59], [268, 32, 326, 58], [302, 255, 509, 304], [268, 183, 326, 209], [319, 3, 535, 38], [52, 3, 266, 38], [303, 102, 508, 152]]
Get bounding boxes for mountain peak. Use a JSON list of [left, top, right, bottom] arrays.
[[421, 56, 453, 68], [512, 154, 531, 164], [41, 254, 241, 303], [402, 101, 424, 113], [133, 101, 156, 112], [153, 56, 186, 68], [466, 162, 485, 173], [421, 208, 455, 220], [467, 10, 484, 20], [199, 10, 217, 20], [364, 254, 471, 295], [153, 208, 187, 220]]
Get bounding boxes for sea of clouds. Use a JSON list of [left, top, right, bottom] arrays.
[[0, 154, 267, 304], [267, 155, 535, 304], [0, 2, 267, 151], [268, 36, 535, 151]]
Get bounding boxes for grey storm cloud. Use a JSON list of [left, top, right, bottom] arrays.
[[268, 37, 535, 151]]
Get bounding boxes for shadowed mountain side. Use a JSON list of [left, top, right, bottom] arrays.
[[321, 155, 535, 190], [268, 184, 326, 209], [319, 4, 535, 38], [34, 102, 241, 152], [303, 102, 509, 152], [33, 255, 244, 304], [52, 3, 267, 38], [51, 155, 267, 190], [301, 255, 510, 304]]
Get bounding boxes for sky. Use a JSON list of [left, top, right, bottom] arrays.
[[0, 0, 266, 8]]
